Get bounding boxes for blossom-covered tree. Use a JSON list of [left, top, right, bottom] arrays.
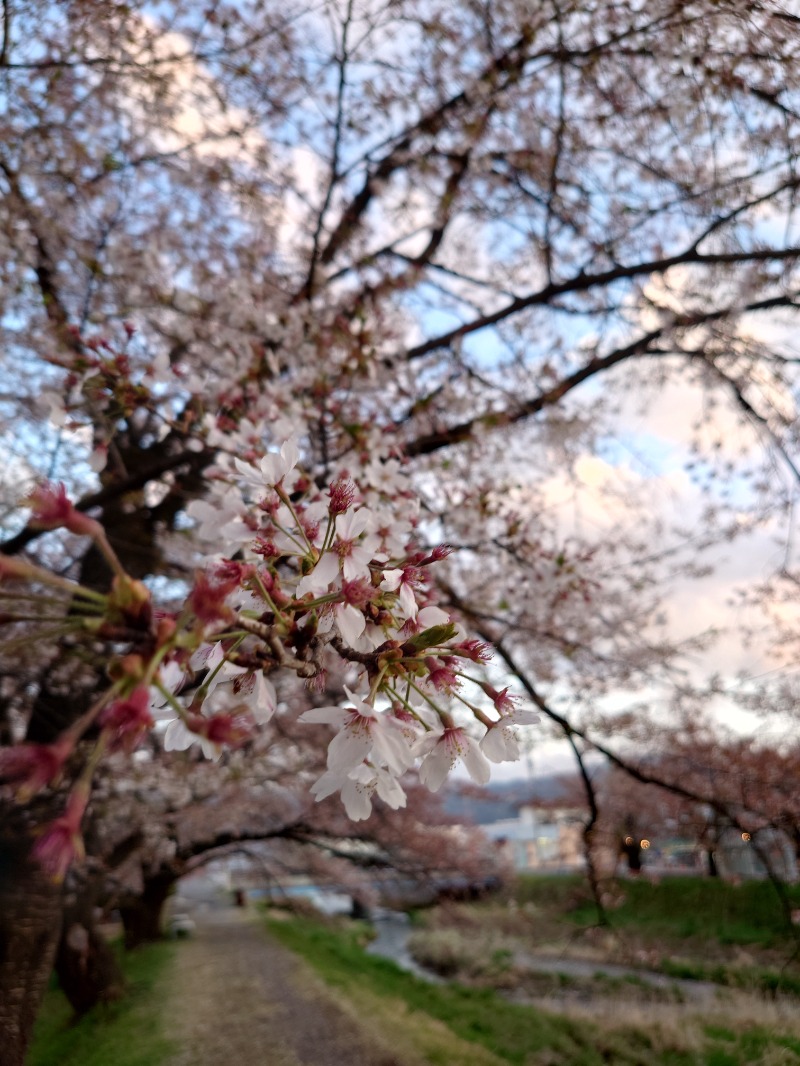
[[2, 0, 800, 1059]]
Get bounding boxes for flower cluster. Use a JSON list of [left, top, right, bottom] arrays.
[[2, 435, 539, 874]]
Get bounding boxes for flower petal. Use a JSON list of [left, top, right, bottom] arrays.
[[336, 603, 366, 645]]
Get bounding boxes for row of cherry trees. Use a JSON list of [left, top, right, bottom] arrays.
[[2, 0, 800, 1060]]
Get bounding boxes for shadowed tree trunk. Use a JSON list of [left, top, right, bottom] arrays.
[[0, 811, 63, 1066], [706, 847, 719, 878], [119, 872, 175, 949], [54, 922, 125, 1017], [55, 882, 125, 1016]]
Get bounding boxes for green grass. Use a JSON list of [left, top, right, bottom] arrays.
[[27, 941, 176, 1066], [516, 874, 800, 948], [264, 911, 800, 1066], [266, 913, 630, 1065], [659, 956, 800, 996]]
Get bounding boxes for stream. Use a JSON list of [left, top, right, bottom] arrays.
[[365, 911, 443, 983], [364, 910, 720, 1003]]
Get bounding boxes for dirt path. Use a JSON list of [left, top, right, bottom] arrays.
[[163, 908, 405, 1066]]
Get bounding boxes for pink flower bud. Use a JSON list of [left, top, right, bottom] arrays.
[[99, 687, 154, 753], [185, 711, 253, 749], [26, 482, 101, 538], [0, 738, 72, 799], [32, 786, 89, 882], [188, 570, 235, 625]]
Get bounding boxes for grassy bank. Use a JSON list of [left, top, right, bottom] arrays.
[[28, 941, 176, 1066], [265, 910, 800, 1065], [516, 875, 800, 948]]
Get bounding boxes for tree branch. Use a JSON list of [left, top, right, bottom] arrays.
[[402, 246, 800, 364]]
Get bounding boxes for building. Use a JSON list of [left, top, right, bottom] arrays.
[[482, 803, 587, 873]]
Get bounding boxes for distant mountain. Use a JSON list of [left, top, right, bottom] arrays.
[[443, 773, 586, 825]]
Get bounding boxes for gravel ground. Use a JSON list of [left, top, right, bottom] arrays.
[[163, 908, 405, 1066]]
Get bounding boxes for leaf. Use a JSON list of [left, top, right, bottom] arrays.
[[404, 623, 458, 651]]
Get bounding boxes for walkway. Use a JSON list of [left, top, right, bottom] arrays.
[[163, 909, 404, 1066]]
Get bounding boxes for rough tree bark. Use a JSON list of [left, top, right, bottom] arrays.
[[0, 808, 63, 1066]]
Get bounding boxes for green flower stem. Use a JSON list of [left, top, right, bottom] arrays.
[[368, 665, 388, 703], [92, 528, 127, 580], [193, 635, 245, 703], [253, 573, 282, 617], [154, 679, 191, 722], [405, 677, 449, 724], [452, 689, 493, 727], [0, 589, 101, 611], [293, 591, 343, 610], [320, 513, 335, 553], [65, 679, 124, 744], [383, 683, 432, 730], [142, 643, 172, 688], [276, 486, 315, 554]]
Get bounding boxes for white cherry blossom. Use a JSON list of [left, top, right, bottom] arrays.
[[296, 550, 339, 597], [380, 568, 418, 619], [233, 435, 300, 489], [204, 663, 278, 724], [186, 490, 249, 544], [334, 602, 366, 645], [334, 508, 382, 582], [480, 707, 540, 763], [310, 762, 407, 821], [416, 605, 452, 629], [160, 647, 277, 758], [299, 688, 413, 776], [163, 717, 221, 761], [415, 726, 491, 792]]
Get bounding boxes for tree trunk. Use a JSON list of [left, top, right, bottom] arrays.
[[55, 889, 125, 1016], [620, 836, 642, 874], [0, 813, 63, 1066], [706, 847, 718, 877], [119, 873, 174, 949]]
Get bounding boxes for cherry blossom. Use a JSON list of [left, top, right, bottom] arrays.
[[380, 568, 420, 620], [299, 689, 414, 777], [296, 550, 340, 597], [415, 726, 492, 792], [333, 509, 382, 582], [310, 762, 407, 821], [0, 738, 72, 800], [233, 436, 300, 490], [480, 707, 541, 763], [99, 688, 154, 754], [162, 658, 277, 759]]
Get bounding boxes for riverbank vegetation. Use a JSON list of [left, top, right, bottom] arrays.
[[266, 907, 800, 1066], [407, 875, 800, 995]]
